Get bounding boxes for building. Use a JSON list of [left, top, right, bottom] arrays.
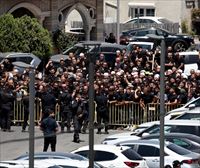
[[0, 0, 104, 41], [104, 0, 199, 33]]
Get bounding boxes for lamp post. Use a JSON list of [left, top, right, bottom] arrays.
[[116, 0, 120, 44], [13, 62, 35, 168], [83, 42, 101, 168], [146, 35, 166, 168]]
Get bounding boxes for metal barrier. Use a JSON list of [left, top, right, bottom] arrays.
[[12, 100, 183, 126]]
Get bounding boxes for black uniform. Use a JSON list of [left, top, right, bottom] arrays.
[[22, 94, 29, 132], [95, 91, 109, 134], [71, 96, 84, 143], [0, 87, 15, 131], [59, 90, 72, 132], [40, 111, 58, 152]]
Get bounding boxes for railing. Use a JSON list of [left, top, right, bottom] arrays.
[[12, 100, 183, 126]]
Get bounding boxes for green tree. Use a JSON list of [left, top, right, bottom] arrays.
[[52, 29, 78, 53], [0, 14, 52, 58]]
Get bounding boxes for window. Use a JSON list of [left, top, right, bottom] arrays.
[[146, 9, 155, 16], [94, 151, 117, 161], [167, 143, 191, 155], [137, 145, 160, 156], [129, 8, 155, 18], [136, 30, 149, 36], [122, 148, 143, 160]]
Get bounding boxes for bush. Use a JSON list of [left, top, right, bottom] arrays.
[[0, 14, 52, 58]]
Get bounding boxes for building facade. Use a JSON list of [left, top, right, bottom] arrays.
[[104, 0, 198, 32], [0, 0, 104, 41]]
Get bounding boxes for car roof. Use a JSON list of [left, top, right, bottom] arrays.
[[50, 54, 69, 63], [0, 160, 62, 168], [15, 152, 86, 160], [155, 119, 200, 126], [73, 144, 130, 152], [124, 16, 165, 23], [141, 132, 200, 143], [75, 41, 125, 49], [178, 51, 199, 56]]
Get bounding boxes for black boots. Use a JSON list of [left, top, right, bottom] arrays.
[[73, 133, 80, 143]]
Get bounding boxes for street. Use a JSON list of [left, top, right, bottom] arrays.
[[0, 126, 125, 161]]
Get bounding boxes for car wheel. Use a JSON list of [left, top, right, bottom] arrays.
[[173, 41, 187, 52]]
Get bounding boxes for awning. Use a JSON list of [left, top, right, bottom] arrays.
[[128, 2, 155, 8]]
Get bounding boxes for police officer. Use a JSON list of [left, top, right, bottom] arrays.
[[40, 109, 58, 152], [59, 83, 72, 133], [71, 93, 84, 143], [95, 87, 109, 134], [0, 81, 15, 132]]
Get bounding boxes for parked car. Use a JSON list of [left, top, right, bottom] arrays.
[[173, 110, 200, 120], [14, 152, 87, 161], [102, 120, 200, 145], [0, 52, 41, 72], [62, 41, 126, 67], [165, 97, 200, 119], [36, 159, 103, 168], [119, 27, 194, 52], [71, 144, 149, 168], [141, 133, 200, 154], [123, 16, 173, 25], [115, 139, 200, 168], [178, 51, 200, 76], [0, 160, 62, 168]]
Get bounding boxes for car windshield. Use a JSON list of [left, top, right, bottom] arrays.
[[175, 113, 200, 120], [167, 143, 191, 155]]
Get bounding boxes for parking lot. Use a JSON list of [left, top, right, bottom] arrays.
[[0, 126, 125, 161]]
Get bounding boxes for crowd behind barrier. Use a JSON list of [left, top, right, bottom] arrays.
[[0, 43, 200, 132], [12, 99, 183, 126]]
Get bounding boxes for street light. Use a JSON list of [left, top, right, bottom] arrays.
[[13, 62, 35, 168], [146, 34, 166, 168], [83, 42, 101, 168]]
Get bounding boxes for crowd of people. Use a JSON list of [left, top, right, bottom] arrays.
[[0, 42, 200, 144]]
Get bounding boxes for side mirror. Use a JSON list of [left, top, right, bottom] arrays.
[[188, 104, 196, 109], [142, 132, 150, 137]]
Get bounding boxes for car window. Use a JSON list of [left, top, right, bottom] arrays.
[[184, 54, 199, 64], [130, 31, 136, 36], [94, 151, 118, 161], [73, 151, 88, 158], [167, 143, 191, 155], [156, 29, 168, 36], [176, 113, 200, 120], [137, 145, 160, 157], [136, 30, 149, 36], [167, 138, 191, 148], [122, 148, 143, 160], [170, 125, 199, 135]]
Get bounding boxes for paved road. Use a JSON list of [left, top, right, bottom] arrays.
[[0, 126, 126, 161]]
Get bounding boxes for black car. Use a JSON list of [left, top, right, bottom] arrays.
[[63, 41, 126, 67], [120, 27, 194, 52]]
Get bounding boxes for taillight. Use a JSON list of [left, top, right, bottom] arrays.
[[181, 159, 199, 164], [124, 161, 140, 167]]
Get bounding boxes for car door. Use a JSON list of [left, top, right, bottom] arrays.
[[134, 144, 160, 168]]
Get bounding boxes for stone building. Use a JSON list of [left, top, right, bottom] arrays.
[[0, 0, 104, 41]]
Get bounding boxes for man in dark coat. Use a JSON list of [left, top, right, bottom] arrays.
[[40, 109, 58, 152], [95, 88, 109, 134]]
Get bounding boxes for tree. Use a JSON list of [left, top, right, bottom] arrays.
[[0, 14, 52, 58], [52, 29, 78, 53]]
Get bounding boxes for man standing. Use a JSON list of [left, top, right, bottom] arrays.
[[40, 109, 58, 152]]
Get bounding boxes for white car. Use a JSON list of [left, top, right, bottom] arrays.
[[116, 139, 200, 168], [0, 160, 62, 168], [102, 120, 200, 145], [166, 97, 200, 115], [71, 144, 149, 168], [123, 16, 173, 25], [38, 159, 103, 168]]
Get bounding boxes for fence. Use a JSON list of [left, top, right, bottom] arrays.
[[12, 100, 183, 126]]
